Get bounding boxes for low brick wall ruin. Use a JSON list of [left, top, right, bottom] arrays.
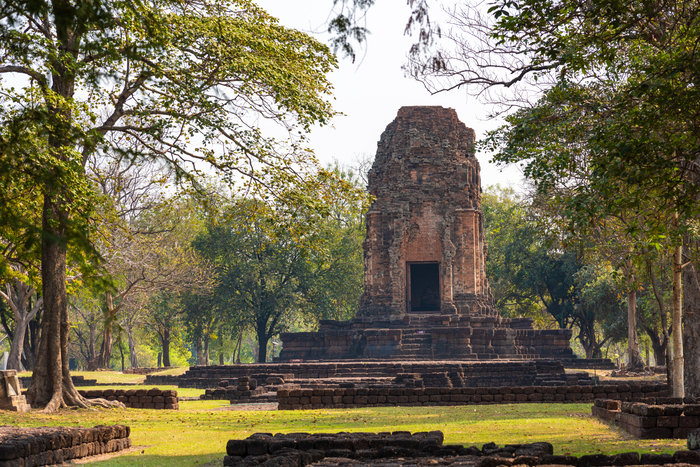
[[122, 367, 173, 375], [223, 430, 700, 467], [78, 388, 179, 409], [152, 359, 591, 390], [200, 377, 283, 404], [20, 375, 97, 388], [559, 358, 616, 370], [224, 431, 552, 466], [0, 425, 130, 466], [277, 383, 668, 410], [593, 398, 700, 439]]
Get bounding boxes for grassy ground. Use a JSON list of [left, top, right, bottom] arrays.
[[18, 367, 188, 385], [0, 402, 685, 467]]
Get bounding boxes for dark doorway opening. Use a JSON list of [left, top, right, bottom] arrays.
[[408, 263, 440, 312]]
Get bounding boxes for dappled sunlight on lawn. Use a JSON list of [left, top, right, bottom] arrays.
[[0, 401, 687, 466]]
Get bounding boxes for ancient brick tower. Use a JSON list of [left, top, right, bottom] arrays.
[[360, 106, 496, 319], [277, 107, 574, 361]]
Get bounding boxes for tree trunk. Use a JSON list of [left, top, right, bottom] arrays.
[[627, 288, 645, 371], [161, 328, 171, 367], [88, 321, 97, 363], [648, 330, 666, 368], [127, 325, 138, 369], [21, 315, 40, 371], [203, 335, 210, 366], [683, 257, 700, 396], [235, 329, 243, 364], [257, 327, 268, 364], [582, 337, 594, 359], [673, 243, 685, 397], [196, 336, 204, 365], [1, 283, 43, 371], [26, 194, 121, 411], [7, 315, 28, 371], [236, 330, 242, 363], [648, 259, 673, 385], [93, 292, 116, 370]]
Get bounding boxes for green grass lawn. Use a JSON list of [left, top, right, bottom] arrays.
[[18, 368, 188, 385], [0, 402, 686, 467]]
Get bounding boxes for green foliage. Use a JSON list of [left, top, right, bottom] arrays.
[[476, 0, 700, 246], [483, 186, 579, 329], [192, 171, 368, 362], [483, 185, 638, 357], [0, 0, 340, 294]]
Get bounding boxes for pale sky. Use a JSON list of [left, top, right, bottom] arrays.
[[254, 0, 525, 190]]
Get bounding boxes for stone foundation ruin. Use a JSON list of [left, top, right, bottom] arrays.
[[278, 106, 574, 362], [223, 430, 700, 467], [0, 425, 131, 466]]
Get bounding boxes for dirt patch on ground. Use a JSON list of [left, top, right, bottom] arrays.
[[213, 403, 277, 411]]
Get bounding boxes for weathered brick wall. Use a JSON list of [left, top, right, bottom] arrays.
[[224, 431, 552, 466], [593, 398, 700, 438], [78, 388, 178, 409], [161, 360, 578, 390], [122, 367, 173, 375], [20, 375, 97, 387], [360, 106, 487, 318], [277, 383, 668, 410], [223, 430, 700, 467], [0, 425, 130, 466]]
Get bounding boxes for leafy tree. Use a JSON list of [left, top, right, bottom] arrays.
[[0, 0, 336, 410], [408, 0, 700, 395], [87, 160, 211, 369], [482, 187, 590, 348], [482, 186, 551, 326], [0, 267, 43, 370], [573, 262, 627, 359], [145, 292, 186, 368], [482, 185, 645, 359], [194, 171, 367, 363], [194, 199, 318, 363]]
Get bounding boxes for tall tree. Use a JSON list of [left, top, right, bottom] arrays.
[[1, 0, 336, 410], [409, 0, 700, 395]]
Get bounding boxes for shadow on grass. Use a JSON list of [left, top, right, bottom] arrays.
[[84, 453, 222, 467]]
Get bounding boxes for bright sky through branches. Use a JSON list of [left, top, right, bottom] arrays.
[[255, 0, 524, 189]]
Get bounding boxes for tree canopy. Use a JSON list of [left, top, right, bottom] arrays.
[[0, 0, 341, 411]]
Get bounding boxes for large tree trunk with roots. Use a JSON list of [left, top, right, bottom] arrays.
[[26, 194, 122, 411], [684, 257, 700, 397], [26, 57, 122, 410]]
